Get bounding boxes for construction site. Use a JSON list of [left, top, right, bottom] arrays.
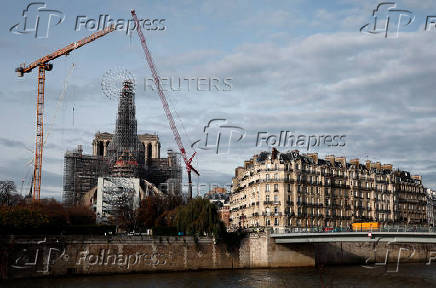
[[62, 79, 183, 220], [13, 10, 198, 222]]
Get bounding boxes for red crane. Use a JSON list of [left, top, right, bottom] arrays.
[[16, 25, 115, 201], [131, 10, 199, 199]]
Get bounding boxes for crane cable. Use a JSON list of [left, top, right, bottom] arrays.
[[165, 89, 201, 188], [44, 63, 75, 145]]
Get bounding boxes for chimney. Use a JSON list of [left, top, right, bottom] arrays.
[[235, 167, 244, 178], [271, 147, 278, 161], [325, 155, 335, 166], [375, 162, 381, 170], [307, 153, 318, 164], [382, 164, 393, 171], [244, 160, 253, 169], [77, 145, 83, 155], [336, 156, 346, 168], [365, 160, 371, 170]]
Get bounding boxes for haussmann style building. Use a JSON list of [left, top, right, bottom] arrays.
[[229, 148, 427, 232]]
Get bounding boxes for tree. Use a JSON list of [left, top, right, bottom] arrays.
[[0, 181, 22, 206], [172, 198, 226, 237], [136, 194, 183, 231]]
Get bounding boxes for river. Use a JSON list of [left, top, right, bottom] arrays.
[[2, 264, 436, 287]]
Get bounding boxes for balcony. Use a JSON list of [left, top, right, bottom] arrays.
[[285, 211, 295, 217]]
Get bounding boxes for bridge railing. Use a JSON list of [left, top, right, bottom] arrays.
[[273, 226, 436, 234]]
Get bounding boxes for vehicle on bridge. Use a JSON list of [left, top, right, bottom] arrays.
[[352, 222, 380, 232]]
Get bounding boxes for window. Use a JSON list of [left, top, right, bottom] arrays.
[[266, 184, 270, 192], [266, 174, 270, 181], [274, 207, 278, 214], [274, 195, 278, 202], [274, 184, 278, 192], [266, 195, 270, 202], [274, 218, 279, 226], [274, 173, 278, 180], [266, 219, 270, 226]]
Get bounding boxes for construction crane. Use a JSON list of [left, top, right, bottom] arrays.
[[16, 25, 116, 202], [131, 10, 199, 199]]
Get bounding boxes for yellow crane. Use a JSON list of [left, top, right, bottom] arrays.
[[16, 25, 115, 202]]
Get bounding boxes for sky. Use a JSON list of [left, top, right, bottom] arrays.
[[1, 0, 436, 199]]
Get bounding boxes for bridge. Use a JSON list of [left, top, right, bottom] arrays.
[[271, 232, 436, 244]]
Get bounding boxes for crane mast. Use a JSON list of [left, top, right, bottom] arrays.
[[131, 10, 199, 199], [16, 25, 115, 202]]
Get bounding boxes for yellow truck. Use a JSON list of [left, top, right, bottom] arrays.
[[352, 222, 380, 231]]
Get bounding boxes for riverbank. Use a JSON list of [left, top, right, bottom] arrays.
[[2, 264, 436, 288], [2, 233, 436, 280]]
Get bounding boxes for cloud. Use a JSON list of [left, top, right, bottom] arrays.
[[2, 0, 435, 197]]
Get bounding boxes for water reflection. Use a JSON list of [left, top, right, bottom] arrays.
[[2, 264, 436, 288]]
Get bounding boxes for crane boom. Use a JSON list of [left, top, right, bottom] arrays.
[[131, 10, 199, 199], [16, 25, 115, 76], [16, 25, 115, 202]]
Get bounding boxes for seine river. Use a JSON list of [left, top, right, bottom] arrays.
[[2, 264, 436, 288]]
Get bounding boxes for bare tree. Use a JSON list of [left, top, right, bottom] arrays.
[[0, 181, 21, 206]]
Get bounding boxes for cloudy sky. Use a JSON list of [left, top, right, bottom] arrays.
[[1, 0, 436, 199]]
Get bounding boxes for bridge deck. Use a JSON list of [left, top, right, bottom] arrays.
[[270, 232, 436, 243]]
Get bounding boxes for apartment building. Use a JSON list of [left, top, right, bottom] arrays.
[[229, 148, 427, 232], [427, 189, 436, 227]]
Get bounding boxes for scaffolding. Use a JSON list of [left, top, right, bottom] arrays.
[[107, 80, 143, 176], [62, 145, 109, 207], [63, 79, 183, 206]]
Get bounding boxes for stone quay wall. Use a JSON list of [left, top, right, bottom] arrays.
[[2, 233, 436, 279]]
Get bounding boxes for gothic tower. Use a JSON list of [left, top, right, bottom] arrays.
[[107, 80, 144, 177]]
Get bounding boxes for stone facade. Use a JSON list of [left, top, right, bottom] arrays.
[[230, 149, 428, 232], [92, 132, 160, 161], [63, 133, 182, 207], [427, 189, 436, 227], [3, 234, 436, 279]]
